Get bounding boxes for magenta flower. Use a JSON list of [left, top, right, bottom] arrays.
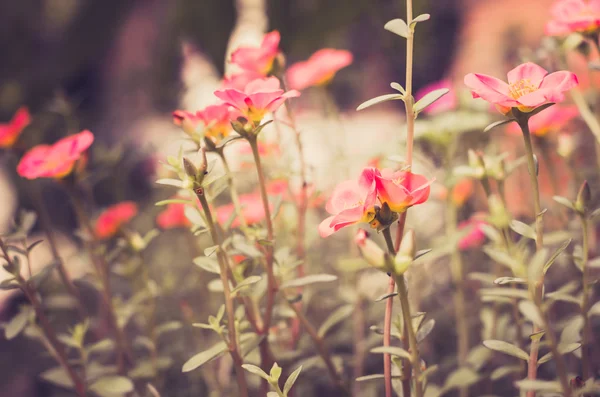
[[464, 62, 578, 115], [506, 105, 579, 136], [361, 168, 433, 213], [546, 0, 600, 36], [214, 77, 300, 124], [17, 130, 94, 179], [458, 218, 487, 251], [286, 49, 353, 91], [415, 79, 457, 114], [95, 201, 138, 239], [230, 31, 281, 75], [0, 107, 30, 148], [318, 179, 377, 238]]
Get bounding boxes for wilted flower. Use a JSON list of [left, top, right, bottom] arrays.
[[17, 130, 94, 179], [507, 105, 579, 136], [464, 62, 578, 115], [215, 193, 271, 228], [286, 49, 353, 90], [458, 217, 487, 250], [415, 79, 457, 114], [0, 107, 30, 148], [214, 77, 300, 125], [230, 31, 281, 75], [546, 0, 600, 36], [157, 202, 192, 229], [95, 201, 138, 239], [361, 168, 433, 213]]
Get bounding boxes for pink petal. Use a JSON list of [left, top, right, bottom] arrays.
[[539, 71, 579, 94], [516, 90, 553, 108], [214, 88, 249, 111], [264, 90, 300, 112], [245, 77, 282, 94], [325, 180, 363, 214], [318, 216, 336, 238], [507, 62, 548, 87], [464, 73, 515, 106]]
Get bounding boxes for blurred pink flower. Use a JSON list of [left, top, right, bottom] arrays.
[[464, 62, 578, 115], [222, 71, 264, 91], [215, 193, 271, 228], [95, 201, 138, 239], [361, 168, 433, 213], [286, 49, 353, 90], [214, 77, 300, 124], [318, 178, 377, 238], [157, 202, 191, 230], [458, 218, 487, 250], [230, 31, 281, 75], [0, 107, 30, 148], [507, 105, 579, 136], [415, 79, 457, 114], [17, 130, 94, 179], [546, 0, 600, 36]]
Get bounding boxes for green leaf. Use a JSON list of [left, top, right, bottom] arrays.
[[493, 277, 527, 285], [543, 239, 571, 274], [483, 119, 516, 133], [483, 247, 520, 272], [357, 94, 403, 111], [528, 248, 548, 287], [30, 260, 60, 289], [384, 18, 410, 37], [203, 245, 218, 257], [390, 82, 405, 94], [283, 365, 303, 396], [442, 367, 479, 392], [0, 278, 19, 290], [515, 379, 561, 392], [479, 288, 528, 300], [155, 198, 192, 207], [87, 339, 115, 355], [317, 305, 354, 338], [416, 319, 435, 343], [410, 13, 430, 26], [155, 321, 183, 337], [589, 300, 600, 316], [156, 178, 184, 188], [375, 292, 398, 302], [414, 88, 450, 114], [40, 366, 74, 389], [370, 346, 411, 360], [537, 342, 581, 365], [510, 220, 536, 240], [553, 195, 576, 210], [231, 276, 262, 295], [182, 341, 228, 372], [518, 301, 543, 328], [5, 306, 31, 340], [89, 376, 134, 397], [279, 274, 337, 289], [193, 256, 220, 274], [483, 340, 529, 361], [241, 364, 270, 381], [27, 240, 44, 253], [184, 206, 205, 227], [490, 365, 522, 381]]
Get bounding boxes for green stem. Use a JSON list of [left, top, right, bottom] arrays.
[[580, 215, 593, 380], [217, 150, 248, 229], [196, 191, 249, 397]]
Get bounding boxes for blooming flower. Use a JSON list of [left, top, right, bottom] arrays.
[[362, 168, 433, 213], [458, 217, 487, 250], [318, 178, 377, 238], [0, 107, 30, 148], [230, 31, 281, 75], [222, 71, 264, 91], [157, 202, 192, 229], [17, 130, 94, 179], [215, 193, 271, 228], [415, 79, 457, 115], [214, 77, 300, 124], [286, 49, 353, 90], [546, 0, 600, 36], [506, 105, 579, 136], [464, 62, 578, 115], [95, 201, 138, 239]]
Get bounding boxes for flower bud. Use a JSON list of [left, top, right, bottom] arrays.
[[355, 229, 389, 272], [128, 232, 146, 252], [182, 157, 198, 180], [487, 194, 510, 228], [575, 180, 591, 216], [468, 149, 486, 179], [269, 362, 282, 381], [394, 229, 416, 276]]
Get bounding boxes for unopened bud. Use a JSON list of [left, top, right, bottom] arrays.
[[487, 194, 510, 228], [182, 157, 198, 180], [394, 229, 416, 276], [129, 233, 146, 252], [576, 180, 591, 215], [377, 202, 397, 227], [468, 149, 486, 179], [355, 229, 390, 272], [270, 362, 282, 381], [203, 136, 217, 151], [198, 147, 208, 182]]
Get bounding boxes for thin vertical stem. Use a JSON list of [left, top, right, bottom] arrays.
[[217, 150, 248, 229], [580, 215, 593, 380], [196, 191, 249, 397]]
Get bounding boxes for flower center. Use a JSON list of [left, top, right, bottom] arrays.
[[508, 79, 537, 100]]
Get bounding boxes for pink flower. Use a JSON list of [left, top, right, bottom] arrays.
[[157, 202, 191, 229], [464, 62, 578, 115], [546, 0, 600, 36], [17, 130, 94, 179], [286, 49, 353, 90], [507, 105, 579, 136], [415, 79, 457, 114], [362, 168, 433, 213], [215, 193, 271, 228], [458, 218, 487, 250], [318, 178, 377, 238], [222, 71, 264, 91], [214, 77, 300, 124], [95, 201, 138, 239], [0, 107, 30, 148], [230, 31, 281, 75]]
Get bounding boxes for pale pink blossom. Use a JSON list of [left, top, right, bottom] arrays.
[[230, 31, 281, 75], [546, 0, 600, 36], [361, 168, 433, 213], [464, 62, 578, 114], [458, 218, 487, 250], [286, 49, 353, 90]]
